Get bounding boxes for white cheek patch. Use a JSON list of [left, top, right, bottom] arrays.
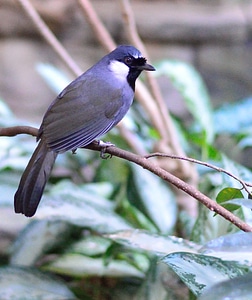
[[109, 60, 129, 82]]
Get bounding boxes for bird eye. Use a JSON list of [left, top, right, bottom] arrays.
[[124, 56, 133, 65]]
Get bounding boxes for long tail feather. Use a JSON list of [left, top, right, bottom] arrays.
[[14, 139, 57, 217]]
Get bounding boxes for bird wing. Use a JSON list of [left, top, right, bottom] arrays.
[[40, 75, 124, 152]]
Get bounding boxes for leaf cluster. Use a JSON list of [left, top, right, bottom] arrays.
[[1, 55, 252, 299]]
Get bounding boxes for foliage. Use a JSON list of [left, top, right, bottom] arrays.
[[1, 57, 252, 300]]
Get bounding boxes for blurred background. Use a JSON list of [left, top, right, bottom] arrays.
[[1, 1, 252, 299], [1, 0, 252, 123]]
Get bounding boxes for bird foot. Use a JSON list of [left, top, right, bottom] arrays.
[[97, 140, 115, 159]]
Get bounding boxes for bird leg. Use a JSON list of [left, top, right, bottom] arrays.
[[97, 140, 115, 159]]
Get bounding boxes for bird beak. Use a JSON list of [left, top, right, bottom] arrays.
[[137, 63, 156, 71]]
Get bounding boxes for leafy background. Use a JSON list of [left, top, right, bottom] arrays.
[[2, 1, 252, 299]]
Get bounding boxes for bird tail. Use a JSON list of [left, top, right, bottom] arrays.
[[14, 139, 57, 217]]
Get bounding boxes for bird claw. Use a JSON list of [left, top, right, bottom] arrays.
[[97, 140, 115, 159]]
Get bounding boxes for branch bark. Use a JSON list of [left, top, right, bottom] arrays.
[[1, 125, 252, 233]]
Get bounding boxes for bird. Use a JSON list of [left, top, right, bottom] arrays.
[[14, 45, 155, 217]]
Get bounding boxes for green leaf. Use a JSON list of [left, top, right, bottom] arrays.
[[105, 229, 200, 255], [134, 258, 170, 300], [216, 187, 243, 212], [0, 171, 21, 207], [0, 266, 76, 299], [223, 198, 252, 210], [155, 60, 214, 143], [94, 151, 130, 183], [191, 204, 242, 244], [10, 220, 73, 266], [44, 253, 145, 278], [128, 164, 177, 234], [35, 180, 132, 233], [103, 243, 149, 272], [213, 97, 252, 134], [117, 198, 158, 232], [161, 252, 248, 296], [218, 155, 252, 224], [66, 236, 111, 257], [48, 180, 114, 210], [0, 135, 33, 170], [216, 188, 244, 203], [199, 273, 252, 300], [200, 232, 252, 264]]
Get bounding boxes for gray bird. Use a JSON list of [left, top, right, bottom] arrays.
[[14, 45, 155, 217]]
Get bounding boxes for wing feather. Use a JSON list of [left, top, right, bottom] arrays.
[[48, 119, 115, 152], [40, 75, 124, 152]]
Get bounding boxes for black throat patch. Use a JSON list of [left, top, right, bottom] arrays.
[[126, 57, 147, 91], [127, 69, 142, 91]]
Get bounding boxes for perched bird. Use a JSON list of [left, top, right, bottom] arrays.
[[14, 45, 155, 217]]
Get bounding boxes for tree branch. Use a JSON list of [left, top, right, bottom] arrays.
[[1, 125, 252, 232], [92, 145, 252, 232], [0, 126, 38, 137], [145, 153, 252, 195]]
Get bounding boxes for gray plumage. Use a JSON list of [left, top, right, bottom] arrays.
[[14, 45, 155, 217]]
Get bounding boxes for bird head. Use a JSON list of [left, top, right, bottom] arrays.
[[108, 45, 155, 90]]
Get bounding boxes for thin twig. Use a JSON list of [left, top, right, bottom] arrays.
[[145, 153, 252, 194], [16, 0, 82, 76], [1, 125, 252, 232], [99, 146, 252, 232]]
